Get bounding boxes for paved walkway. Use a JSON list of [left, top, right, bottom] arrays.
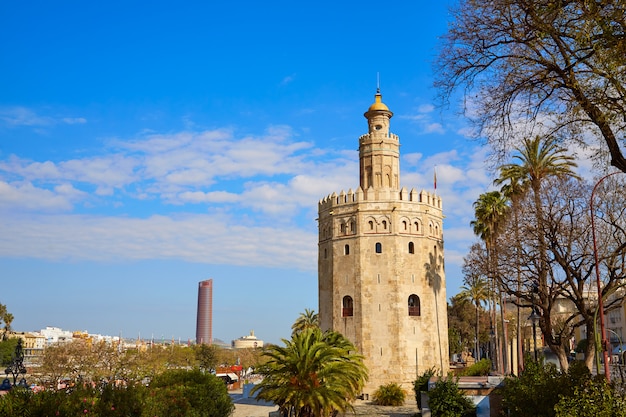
[[229, 390, 419, 417]]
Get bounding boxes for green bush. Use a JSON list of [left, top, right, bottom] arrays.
[[144, 369, 234, 417], [461, 358, 491, 376], [554, 378, 626, 417], [427, 376, 476, 417], [372, 382, 406, 406], [0, 369, 233, 417], [499, 358, 622, 417], [413, 367, 436, 409]]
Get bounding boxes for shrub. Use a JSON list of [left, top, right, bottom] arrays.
[[499, 358, 620, 417], [461, 358, 491, 376], [413, 367, 436, 409], [372, 382, 406, 406], [144, 369, 234, 417], [554, 378, 626, 417], [428, 376, 476, 417]]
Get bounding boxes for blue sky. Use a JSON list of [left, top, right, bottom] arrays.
[[0, 1, 500, 345]]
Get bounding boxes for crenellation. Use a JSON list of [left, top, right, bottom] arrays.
[[318, 186, 443, 214]]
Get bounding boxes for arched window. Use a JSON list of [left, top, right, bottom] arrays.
[[403, 220, 408, 231], [340, 223, 346, 234], [414, 222, 419, 232], [369, 220, 374, 230], [375, 242, 382, 253], [408, 242, 415, 254], [408, 294, 420, 316], [382, 220, 387, 230], [350, 221, 355, 233], [344, 244, 350, 255], [342, 296, 354, 317]]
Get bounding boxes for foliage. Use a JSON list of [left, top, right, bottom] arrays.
[[554, 377, 626, 417], [0, 384, 144, 417], [0, 303, 13, 340], [574, 339, 588, 354], [413, 367, 436, 410], [435, 0, 626, 173], [499, 359, 616, 417], [448, 292, 490, 358], [0, 369, 233, 417], [461, 359, 491, 376], [457, 270, 491, 360], [291, 308, 319, 335], [427, 376, 476, 417], [500, 358, 563, 417], [195, 343, 218, 372], [252, 327, 367, 417], [144, 369, 233, 417], [372, 383, 406, 406], [0, 338, 18, 367]]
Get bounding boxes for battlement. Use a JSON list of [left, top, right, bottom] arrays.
[[359, 132, 399, 143], [318, 186, 442, 212]]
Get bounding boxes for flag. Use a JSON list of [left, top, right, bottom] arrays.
[[434, 167, 437, 190]]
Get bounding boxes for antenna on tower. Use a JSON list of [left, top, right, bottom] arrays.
[[376, 72, 380, 93]]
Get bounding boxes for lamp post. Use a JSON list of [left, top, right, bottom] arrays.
[[528, 308, 540, 362], [1, 338, 28, 390], [590, 171, 622, 381], [527, 280, 540, 362]]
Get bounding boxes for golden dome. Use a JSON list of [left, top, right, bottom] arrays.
[[367, 90, 389, 112]]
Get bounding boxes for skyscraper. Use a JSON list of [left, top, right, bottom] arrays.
[[318, 90, 449, 394], [196, 279, 213, 345]]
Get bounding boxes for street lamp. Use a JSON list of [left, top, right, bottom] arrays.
[[2, 338, 28, 390], [528, 308, 540, 362], [590, 171, 622, 382]]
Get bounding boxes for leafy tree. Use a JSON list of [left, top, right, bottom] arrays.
[[435, 0, 626, 173], [0, 304, 13, 340], [195, 343, 218, 372], [448, 293, 490, 359], [144, 369, 234, 417], [493, 175, 626, 371], [291, 308, 319, 335], [252, 327, 367, 417], [457, 268, 490, 361], [0, 338, 18, 367], [494, 136, 579, 370]]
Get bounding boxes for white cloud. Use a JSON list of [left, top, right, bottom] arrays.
[[0, 181, 76, 211], [0, 106, 87, 128], [0, 213, 318, 271], [62, 117, 87, 124], [0, 107, 54, 126]]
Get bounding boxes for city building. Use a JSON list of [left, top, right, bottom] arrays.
[[318, 89, 449, 394], [196, 279, 213, 344], [231, 330, 264, 349]]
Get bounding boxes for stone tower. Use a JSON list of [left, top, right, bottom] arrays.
[[318, 90, 449, 395]]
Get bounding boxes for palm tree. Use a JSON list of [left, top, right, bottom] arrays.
[[252, 327, 368, 417], [291, 308, 319, 335], [471, 191, 509, 372], [496, 135, 579, 369], [497, 175, 528, 374], [458, 274, 490, 361]]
